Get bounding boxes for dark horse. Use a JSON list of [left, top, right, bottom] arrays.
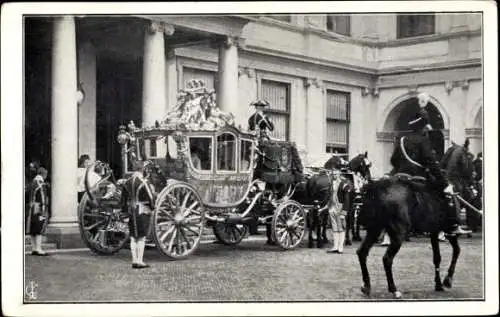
[[324, 152, 372, 244], [441, 140, 479, 232], [356, 142, 472, 299]]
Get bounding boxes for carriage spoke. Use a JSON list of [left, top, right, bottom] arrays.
[[181, 191, 192, 210], [167, 228, 177, 253], [159, 225, 176, 243], [84, 219, 107, 231], [180, 228, 192, 252], [184, 224, 201, 236]]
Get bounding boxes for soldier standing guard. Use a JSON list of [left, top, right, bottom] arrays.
[[26, 162, 51, 255], [248, 100, 274, 139]]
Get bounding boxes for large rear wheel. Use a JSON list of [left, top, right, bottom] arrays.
[[153, 182, 205, 260]]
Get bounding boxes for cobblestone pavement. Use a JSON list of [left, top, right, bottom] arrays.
[[24, 234, 484, 302]]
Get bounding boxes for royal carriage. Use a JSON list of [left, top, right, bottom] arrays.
[[78, 83, 309, 259]]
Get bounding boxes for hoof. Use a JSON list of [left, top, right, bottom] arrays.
[[392, 291, 403, 299], [308, 242, 314, 248], [435, 284, 445, 292], [361, 286, 371, 296], [345, 240, 352, 246], [353, 236, 362, 242], [443, 276, 452, 288], [317, 244, 323, 249]]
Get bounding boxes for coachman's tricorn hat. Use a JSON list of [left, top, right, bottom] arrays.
[[250, 99, 270, 108]]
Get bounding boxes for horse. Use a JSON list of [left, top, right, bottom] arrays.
[[356, 141, 472, 299], [441, 141, 479, 233]]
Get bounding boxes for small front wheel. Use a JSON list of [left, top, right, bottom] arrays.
[[272, 200, 306, 250], [213, 223, 248, 245]]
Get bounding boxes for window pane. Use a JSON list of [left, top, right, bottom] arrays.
[[267, 113, 288, 141], [189, 137, 212, 171], [183, 67, 216, 91], [326, 121, 348, 145], [262, 80, 288, 112], [397, 14, 435, 38], [326, 91, 349, 120], [327, 15, 351, 36], [216, 133, 236, 171], [262, 80, 290, 141], [240, 140, 253, 172]]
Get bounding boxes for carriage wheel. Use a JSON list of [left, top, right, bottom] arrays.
[[213, 223, 248, 245], [78, 192, 129, 255], [153, 182, 205, 260], [272, 200, 306, 250]]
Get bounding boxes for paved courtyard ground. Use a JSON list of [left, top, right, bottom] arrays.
[[24, 234, 484, 302]]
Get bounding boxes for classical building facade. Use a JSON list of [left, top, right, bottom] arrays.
[[25, 14, 483, 246]]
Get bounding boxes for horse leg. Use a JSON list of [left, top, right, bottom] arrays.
[[430, 232, 444, 291], [443, 235, 460, 288], [321, 211, 329, 244], [383, 227, 404, 299], [316, 211, 323, 248], [356, 227, 382, 297], [307, 210, 314, 248], [354, 206, 362, 241]]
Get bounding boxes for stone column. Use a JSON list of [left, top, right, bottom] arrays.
[[218, 36, 241, 115], [48, 16, 79, 244], [77, 41, 97, 160], [142, 21, 174, 127], [165, 48, 178, 111], [304, 78, 325, 162]]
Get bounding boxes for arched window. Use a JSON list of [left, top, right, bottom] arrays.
[[216, 133, 236, 171]]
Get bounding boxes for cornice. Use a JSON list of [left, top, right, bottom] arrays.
[[244, 44, 378, 75], [249, 18, 481, 48]]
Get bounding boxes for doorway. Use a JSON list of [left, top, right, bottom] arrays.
[[95, 56, 142, 176]]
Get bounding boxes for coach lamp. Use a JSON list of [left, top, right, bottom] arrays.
[[117, 125, 131, 175]]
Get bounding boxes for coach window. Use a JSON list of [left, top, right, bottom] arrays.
[[240, 139, 253, 172], [216, 133, 236, 171], [325, 90, 350, 155], [397, 14, 435, 38], [189, 137, 212, 171]]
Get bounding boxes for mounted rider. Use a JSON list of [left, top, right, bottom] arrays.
[[389, 92, 471, 236]]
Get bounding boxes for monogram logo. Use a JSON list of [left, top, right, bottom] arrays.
[[25, 281, 38, 300]]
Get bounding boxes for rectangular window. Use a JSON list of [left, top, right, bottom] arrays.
[[183, 67, 217, 91], [397, 14, 435, 38], [325, 90, 350, 154], [261, 79, 290, 141], [327, 15, 351, 36]]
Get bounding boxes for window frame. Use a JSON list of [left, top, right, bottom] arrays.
[[258, 77, 292, 141], [215, 132, 238, 174], [325, 89, 351, 155], [397, 14, 436, 39], [326, 14, 351, 36], [239, 138, 255, 173], [187, 135, 214, 174]]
